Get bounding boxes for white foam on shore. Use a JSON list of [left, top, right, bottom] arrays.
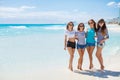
[[9, 26, 28, 29], [44, 26, 65, 30]]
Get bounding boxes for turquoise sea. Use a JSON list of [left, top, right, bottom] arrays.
[[0, 24, 120, 79], [0, 24, 66, 36]]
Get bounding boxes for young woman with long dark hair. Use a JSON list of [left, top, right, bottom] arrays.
[[86, 19, 97, 69], [96, 19, 109, 70]]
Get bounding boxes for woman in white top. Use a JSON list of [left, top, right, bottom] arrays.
[[64, 22, 76, 71]]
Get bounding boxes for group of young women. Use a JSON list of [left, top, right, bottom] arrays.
[[64, 19, 109, 71]]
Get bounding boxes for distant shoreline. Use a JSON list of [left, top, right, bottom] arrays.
[[0, 23, 119, 27], [107, 24, 120, 27]]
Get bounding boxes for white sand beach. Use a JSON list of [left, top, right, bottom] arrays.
[[0, 24, 120, 80], [0, 54, 120, 80]]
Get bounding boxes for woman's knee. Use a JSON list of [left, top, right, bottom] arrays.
[[70, 54, 74, 58], [88, 53, 93, 57], [96, 52, 101, 57], [80, 56, 83, 60]]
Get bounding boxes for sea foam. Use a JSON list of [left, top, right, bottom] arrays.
[[9, 26, 28, 29]]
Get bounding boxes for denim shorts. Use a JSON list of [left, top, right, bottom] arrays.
[[97, 42, 105, 48], [77, 44, 86, 49], [86, 42, 95, 47]]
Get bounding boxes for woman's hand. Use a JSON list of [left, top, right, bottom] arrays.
[[64, 35, 67, 50], [75, 36, 78, 39], [100, 40, 104, 44], [64, 47, 66, 50]]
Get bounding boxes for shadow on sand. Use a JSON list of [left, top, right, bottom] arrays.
[[74, 69, 120, 78]]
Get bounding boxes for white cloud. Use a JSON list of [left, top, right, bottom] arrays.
[[0, 6, 108, 23], [118, 2, 120, 7], [0, 10, 93, 23], [107, 1, 116, 7], [107, 1, 120, 8], [0, 6, 36, 12], [20, 6, 35, 9]]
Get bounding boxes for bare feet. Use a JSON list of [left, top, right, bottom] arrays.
[[101, 65, 104, 70], [68, 66, 73, 71], [79, 67, 83, 70], [77, 65, 79, 69], [89, 64, 93, 69], [77, 65, 83, 70]]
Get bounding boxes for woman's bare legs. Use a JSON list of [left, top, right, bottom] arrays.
[[77, 48, 85, 70], [87, 46, 95, 69], [96, 47, 104, 70], [67, 47, 75, 71]]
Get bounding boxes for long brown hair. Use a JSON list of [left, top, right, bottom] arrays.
[[77, 23, 85, 31], [88, 19, 97, 32], [66, 21, 74, 30], [97, 19, 107, 36]]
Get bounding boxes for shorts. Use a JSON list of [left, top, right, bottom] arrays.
[[97, 42, 105, 48], [86, 42, 95, 47], [77, 43, 86, 49], [67, 41, 76, 49]]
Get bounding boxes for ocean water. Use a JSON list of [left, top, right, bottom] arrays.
[[0, 24, 120, 79], [0, 24, 65, 36], [0, 24, 68, 78], [0, 24, 66, 63]]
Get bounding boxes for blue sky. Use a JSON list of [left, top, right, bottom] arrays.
[[0, 0, 119, 23]]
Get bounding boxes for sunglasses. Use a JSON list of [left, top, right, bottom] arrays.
[[99, 22, 104, 24], [89, 22, 94, 24], [79, 26, 84, 27], [69, 23, 73, 26]]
